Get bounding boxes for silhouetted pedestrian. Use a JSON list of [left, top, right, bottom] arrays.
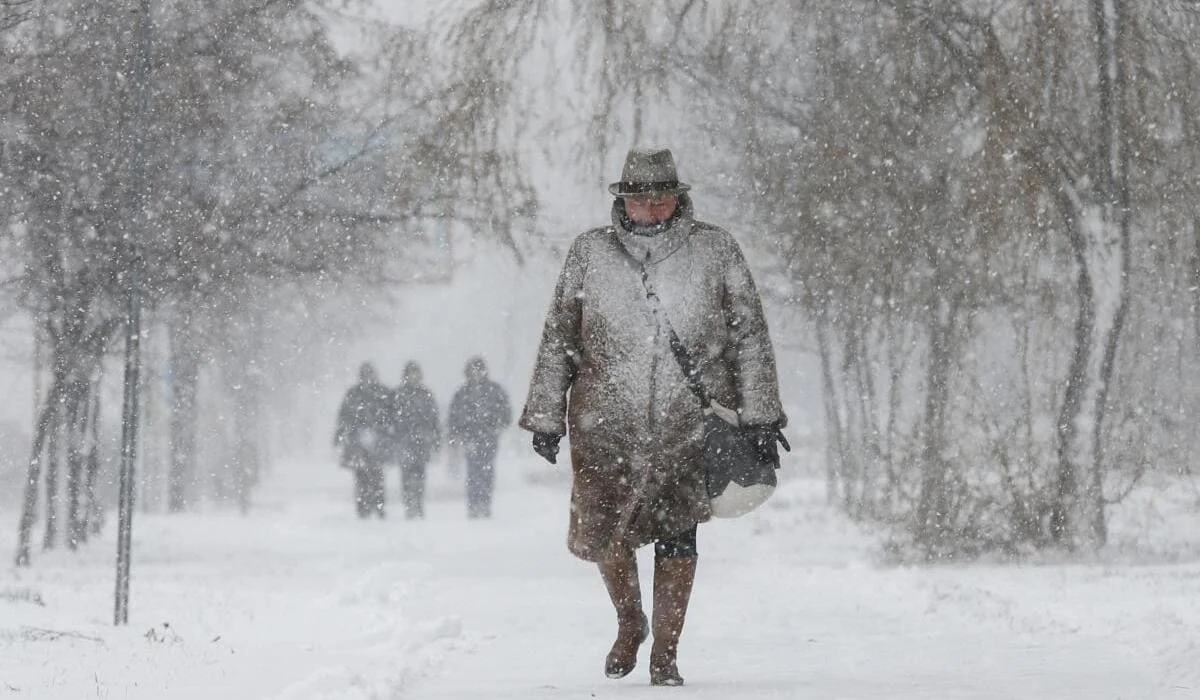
[[390, 361, 440, 519], [334, 362, 393, 518], [448, 356, 512, 518]]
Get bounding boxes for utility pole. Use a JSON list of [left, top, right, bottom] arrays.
[[115, 0, 151, 626]]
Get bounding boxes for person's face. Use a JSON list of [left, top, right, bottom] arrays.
[[623, 193, 678, 225]]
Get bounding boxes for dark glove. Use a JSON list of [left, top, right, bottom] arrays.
[[532, 432, 563, 465], [745, 423, 790, 465]]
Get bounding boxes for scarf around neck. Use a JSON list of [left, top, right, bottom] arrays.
[[615, 198, 684, 237]]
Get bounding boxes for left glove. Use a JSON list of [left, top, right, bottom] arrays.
[[532, 432, 563, 465], [745, 423, 790, 465]]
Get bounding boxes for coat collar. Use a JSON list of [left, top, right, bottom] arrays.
[[610, 195, 695, 265]]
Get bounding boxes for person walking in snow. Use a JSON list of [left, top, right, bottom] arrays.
[[447, 356, 512, 519], [520, 147, 787, 686], [333, 362, 394, 519], [389, 361, 441, 519]]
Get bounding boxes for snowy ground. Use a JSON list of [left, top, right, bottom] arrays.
[[3, 449, 1199, 699]]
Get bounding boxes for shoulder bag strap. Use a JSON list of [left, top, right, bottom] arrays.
[[613, 229, 711, 411]]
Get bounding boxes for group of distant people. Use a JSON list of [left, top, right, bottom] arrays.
[[333, 356, 512, 520]]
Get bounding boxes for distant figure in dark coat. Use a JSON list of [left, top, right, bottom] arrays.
[[390, 361, 440, 519], [334, 362, 393, 519], [448, 356, 512, 518]]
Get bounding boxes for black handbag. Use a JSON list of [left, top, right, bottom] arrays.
[[664, 326, 785, 518], [621, 239, 787, 517]]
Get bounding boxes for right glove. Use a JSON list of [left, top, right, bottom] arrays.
[[745, 422, 790, 466], [532, 432, 563, 465]]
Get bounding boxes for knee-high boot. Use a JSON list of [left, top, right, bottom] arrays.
[[649, 556, 697, 686], [598, 551, 649, 679]]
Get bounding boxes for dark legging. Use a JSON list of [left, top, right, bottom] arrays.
[[464, 437, 499, 518], [396, 449, 430, 519], [353, 465, 386, 519], [654, 525, 698, 560]]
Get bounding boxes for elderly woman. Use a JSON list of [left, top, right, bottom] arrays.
[[520, 147, 786, 686]]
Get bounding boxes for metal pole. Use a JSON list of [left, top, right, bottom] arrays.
[[115, 0, 151, 627]]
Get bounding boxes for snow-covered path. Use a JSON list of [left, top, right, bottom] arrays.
[[2, 452, 1195, 699], [399, 466, 1172, 700]]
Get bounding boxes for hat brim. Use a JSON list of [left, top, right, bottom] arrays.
[[608, 181, 691, 197]]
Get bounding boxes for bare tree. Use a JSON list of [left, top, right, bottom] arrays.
[[677, 0, 1200, 556], [5, 0, 504, 560]]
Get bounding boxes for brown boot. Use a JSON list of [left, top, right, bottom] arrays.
[[599, 551, 649, 679], [649, 556, 697, 686]]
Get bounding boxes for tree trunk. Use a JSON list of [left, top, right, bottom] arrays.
[[41, 379, 65, 551], [1086, 0, 1131, 547], [15, 371, 67, 567], [82, 389, 103, 540], [227, 350, 263, 514], [838, 329, 864, 514], [1050, 0, 1130, 550], [1050, 210, 1095, 547], [815, 310, 846, 507], [16, 316, 119, 565], [66, 380, 94, 549], [853, 329, 881, 517], [168, 314, 201, 513], [915, 296, 960, 554], [1192, 218, 1200, 365]]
